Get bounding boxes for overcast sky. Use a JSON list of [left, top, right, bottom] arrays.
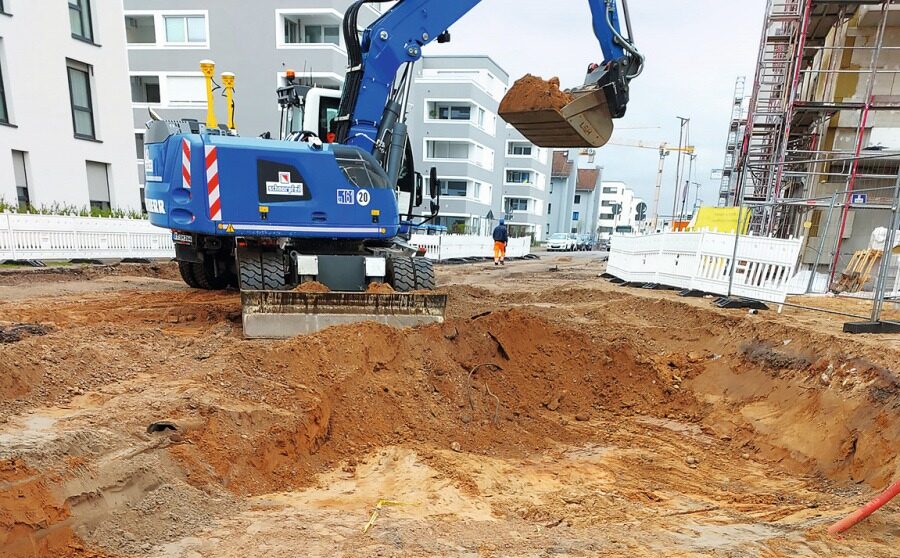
[[431, 0, 767, 214]]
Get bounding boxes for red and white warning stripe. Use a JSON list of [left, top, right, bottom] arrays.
[[205, 145, 222, 221], [181, 139, 192, 189]]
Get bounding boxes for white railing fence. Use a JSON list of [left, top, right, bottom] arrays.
[[0, 213, 175, 261], [0, 214, 531, 264], [410, 234, 531, 262], [607, 231, 804, 304]]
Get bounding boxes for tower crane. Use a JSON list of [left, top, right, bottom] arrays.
[[607, 138, 696, 230]]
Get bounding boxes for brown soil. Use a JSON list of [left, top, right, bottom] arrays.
[[365, 282, 395, 294], [0, 255, 897, 557], [499, 73, 574, 114], [292, 280, 330, 293]]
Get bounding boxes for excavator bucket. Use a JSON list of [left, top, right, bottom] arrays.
[[240, 290, 448, 338], [499, 75, 613, 148]]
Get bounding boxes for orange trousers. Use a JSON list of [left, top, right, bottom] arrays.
[[493, 241, 507, 262]]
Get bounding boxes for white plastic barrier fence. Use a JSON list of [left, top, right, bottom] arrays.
[[0, 213, 175, 261], [607, 231, 804, 304], [410, 234, 531, 262]]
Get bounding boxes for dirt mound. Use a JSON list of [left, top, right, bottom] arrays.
[[0, 262, 180, 286], [0, 459, 72, 558], [169, 308, 699, 496], [366, 282, 395, 294], [294, 281, 330, 293], [499, 74, 574, 113]]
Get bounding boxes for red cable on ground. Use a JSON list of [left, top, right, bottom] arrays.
[[828, 478, 900, 535]]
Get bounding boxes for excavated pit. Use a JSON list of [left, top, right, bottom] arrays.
[[0, 266, 898, 557]]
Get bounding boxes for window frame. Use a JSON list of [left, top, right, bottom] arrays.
[[164, 14, 207, 45], [0, 54, 8, 125], [275, 9, 345, 51], [506, 197, 529, 212], [124, 11, 210, 49], [574, 194, 581, 204], [507, 141, 534, 157], [69, 0, 95, 44], [66, 60, 96, 140], [505, 169, 533, 185]]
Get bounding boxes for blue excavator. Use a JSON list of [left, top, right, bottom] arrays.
[[144, 0, 642, 337]]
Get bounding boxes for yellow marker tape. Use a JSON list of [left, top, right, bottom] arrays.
[[371, 209, 381, 216], [259, 206, 269, 213], [362, 499, 412, 534], [225, 224, 235, 233]]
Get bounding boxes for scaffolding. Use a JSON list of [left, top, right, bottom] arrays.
[[718, 76, 747, 206], [733, 0, 900, 247]]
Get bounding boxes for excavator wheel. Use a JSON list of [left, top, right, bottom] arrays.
[[412, 258, 436, 290], [387, 256, 416, 292], [191, 259, 230, 290], [178, 261, 201, 289], [238, 248, 286, 290]]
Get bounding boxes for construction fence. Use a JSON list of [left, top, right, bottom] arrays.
[[0, 213, 530, 264]]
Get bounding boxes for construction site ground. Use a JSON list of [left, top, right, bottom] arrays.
[[1, 255, 898, 557]]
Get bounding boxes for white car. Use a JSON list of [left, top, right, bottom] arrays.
[[546, 233, 577, 252]]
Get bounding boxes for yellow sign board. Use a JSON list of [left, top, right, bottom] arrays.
[[689, 207, 752, 234]]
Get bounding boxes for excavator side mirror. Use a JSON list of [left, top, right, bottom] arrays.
[[429, 166, 440, 217], [414, 172, 424, 207], [429, 167, 438, 198]]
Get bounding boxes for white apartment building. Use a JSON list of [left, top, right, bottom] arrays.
[[0, 0, 140, 211], [408, 55, 550, 240], [597, 181, 645, 240]]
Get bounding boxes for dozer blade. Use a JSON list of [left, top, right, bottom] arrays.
[[500, 88, 614, 148], [240, 290, 448, 338]]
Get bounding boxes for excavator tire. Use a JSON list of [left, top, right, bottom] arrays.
[[387, 256, 416, 292], [412, 257, 436, 290], [178, 260, 201, 288], [191, 259, 230, 290], [238, 248, 286, 290]]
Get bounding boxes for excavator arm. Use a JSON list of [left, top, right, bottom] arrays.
[[333, 0, 642, 159]]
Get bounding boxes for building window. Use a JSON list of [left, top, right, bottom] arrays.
[[601, 200, 613, 206], [439, 179, 468, 197], [573, 211, 580, 221], [282, 15, 339, 45], [164, 15, 207, 44], [12, 151, 29, 209], [305, 24, 339, 44], [602, 186, 617, 194], [125, 15, 156, 44], [0, 56, 7, 125], [69, 0, 94, 43], [86, 161, 111, 210], [67, 61, 95, 139], [506, 170, 532, 184], [574, 194, 581, 204], [508, 142, 533, 156], [506, 198, 528, 212], [547, 203, 552, 215], [473, 181, 482, 199], [130, 76, 161, 103], [426, 140, 469, 160], [600, 213, 614, 220], [430, 102, 471, 121]]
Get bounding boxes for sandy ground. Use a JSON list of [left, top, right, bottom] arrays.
[[0, 256, 897, 558]]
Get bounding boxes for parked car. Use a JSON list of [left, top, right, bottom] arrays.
[[546, 233, 577, 252], [576, 234, 595, 251]]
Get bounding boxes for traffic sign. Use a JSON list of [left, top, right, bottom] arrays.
[[851, 193, 868, 204]]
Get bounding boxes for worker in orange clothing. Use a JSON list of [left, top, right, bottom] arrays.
[[492, 218, 508, 266]]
